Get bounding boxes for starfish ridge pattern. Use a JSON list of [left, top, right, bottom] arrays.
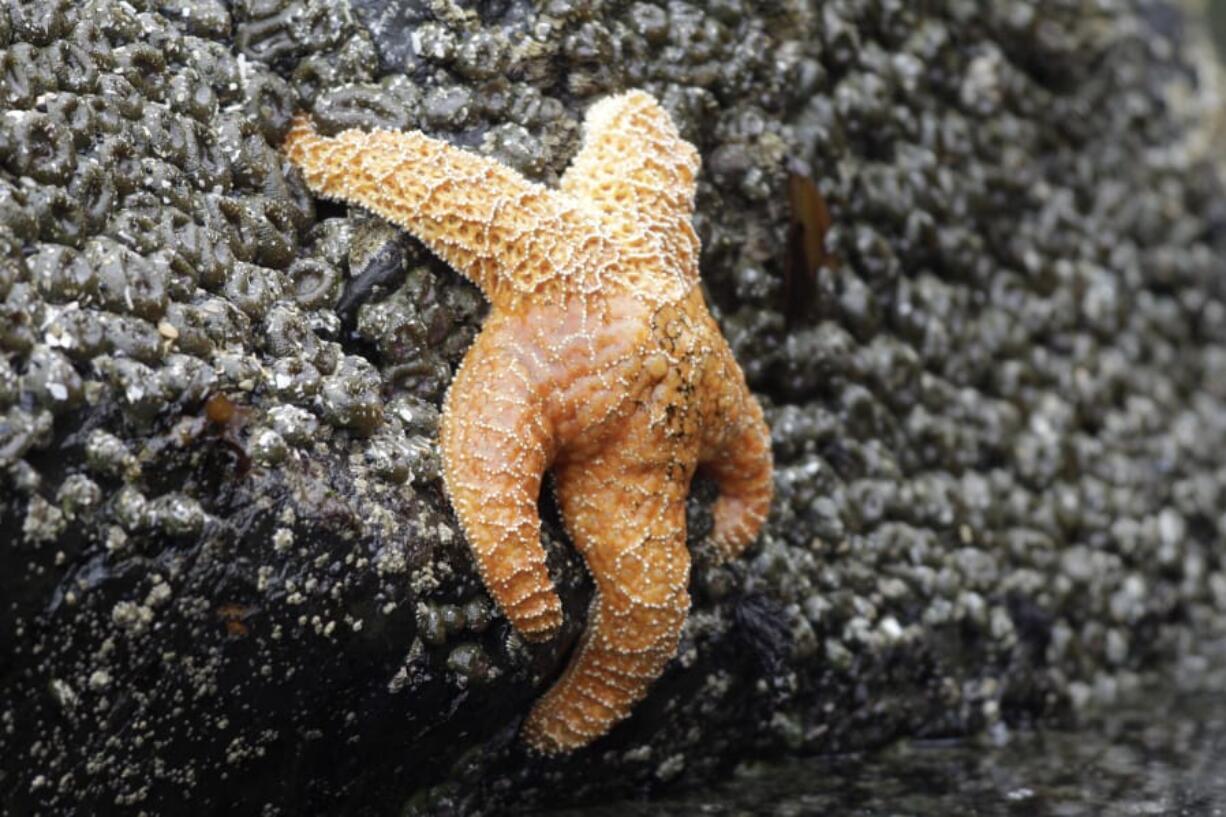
[[283, 91, 774, 753]]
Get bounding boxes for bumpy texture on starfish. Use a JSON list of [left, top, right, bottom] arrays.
[[283, 90, 773, 753]]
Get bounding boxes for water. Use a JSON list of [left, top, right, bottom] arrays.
[[541, 666, 1226, 816]]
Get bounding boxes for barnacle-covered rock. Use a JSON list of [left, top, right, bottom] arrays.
[[3, 0, 1226, 815]]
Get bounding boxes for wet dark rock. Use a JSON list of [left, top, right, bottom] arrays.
[[2, 1, 1226, 816]]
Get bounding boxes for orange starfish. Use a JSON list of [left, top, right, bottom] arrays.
[[282, 91, 773, 753]]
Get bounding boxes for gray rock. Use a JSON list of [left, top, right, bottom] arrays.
[[2, 0, 1226, 815]]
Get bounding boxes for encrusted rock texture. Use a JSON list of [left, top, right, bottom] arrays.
[[2, 0, 1225, 814]]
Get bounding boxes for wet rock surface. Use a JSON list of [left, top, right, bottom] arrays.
[[1, 0, 1225, 815], [537, 648, 1226, 817]]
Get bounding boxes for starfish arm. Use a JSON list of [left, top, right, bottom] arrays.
[[439, 327, 563, 641], [283, 114, 596, 308], [523, 447, 692, 754], [560, 91, 702, 284], [699, 351, 774, 562]]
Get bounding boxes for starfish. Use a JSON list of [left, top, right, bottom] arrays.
[[282, 90, 773, 753]]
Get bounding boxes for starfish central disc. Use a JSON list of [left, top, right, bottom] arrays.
[[283, 90, 773, 753]]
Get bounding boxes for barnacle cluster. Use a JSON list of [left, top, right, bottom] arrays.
[[2, 0, 1225, 814]]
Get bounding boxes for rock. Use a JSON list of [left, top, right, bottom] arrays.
[[3, 0, 1226, 815]]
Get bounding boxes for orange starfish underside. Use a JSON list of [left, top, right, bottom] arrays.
[[283, 90, 773, 753]]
